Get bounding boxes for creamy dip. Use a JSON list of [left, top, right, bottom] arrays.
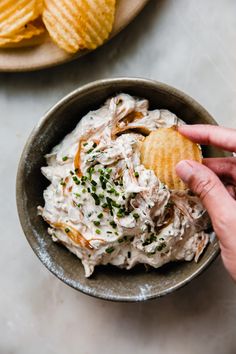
[[38, 94, 210, 277]]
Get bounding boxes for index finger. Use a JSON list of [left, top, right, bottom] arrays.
[[177, 124, 236, 152]]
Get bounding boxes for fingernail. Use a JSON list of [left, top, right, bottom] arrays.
[[175, 160, 194, 184]]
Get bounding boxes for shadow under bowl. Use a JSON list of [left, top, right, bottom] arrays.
[[16, 78, 226, 302]]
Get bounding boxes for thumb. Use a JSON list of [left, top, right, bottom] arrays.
[[175, 160, 235, 239]]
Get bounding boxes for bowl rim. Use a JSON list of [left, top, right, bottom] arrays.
[[16, 77, 220, 302]]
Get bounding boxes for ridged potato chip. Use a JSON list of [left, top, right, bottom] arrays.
[[42, 0, 116, 53], [0, 20, 45, 47], [140, 127, 202, 190], [0, 0, 43, 37]]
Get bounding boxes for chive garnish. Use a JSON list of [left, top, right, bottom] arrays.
[[62, 156, 68, 161], [106, 247, 114, 254], [91, 193, 100, 205], [109, 221, 117, 228]]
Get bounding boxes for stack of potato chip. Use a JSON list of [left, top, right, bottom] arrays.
[[0, 0, 116, 52]]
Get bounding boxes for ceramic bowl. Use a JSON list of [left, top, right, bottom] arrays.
[[16, 78, 225, 301]]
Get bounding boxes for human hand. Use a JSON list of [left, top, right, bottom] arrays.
[[175, 125, 236, 281]]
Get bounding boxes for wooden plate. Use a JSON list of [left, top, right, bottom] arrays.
[[0, 0, 149, 72]]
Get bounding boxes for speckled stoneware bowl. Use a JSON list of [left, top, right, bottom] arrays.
[[16, 78, 226, 302]]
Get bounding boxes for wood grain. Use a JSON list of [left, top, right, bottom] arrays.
[[0, 0, 149, 72]]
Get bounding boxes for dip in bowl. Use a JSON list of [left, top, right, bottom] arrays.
[[16, 78, 226, 301]]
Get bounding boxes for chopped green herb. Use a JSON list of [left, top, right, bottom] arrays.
[[102, 203, 108, 208], [127, 251, 131, 258], [87, 166, 94, 180], [65, 228, 70, 233], [93, 221, 100, 226], [92, 142, 97, 148], [106, 247, 114, 254], [81, 176, 88, 182], [98, 213, 103, 219], [77, 203, 82, 207], [95, 229, 101, 234], [98, 169, 104, 175], [87, 187, 91, 193], [117, 209, 125, 218], [156, 243, 166, 252], [82, 188, 86, 193], [91, 193, 100, 205], [118, 238, 123, 243], [70, 170, 74, 175], [111, 200, 120, 208], [99, 176, 106, 189], [150, 234, 157, 243], [99, 193, 104, 199], [92, 186, 96, 192], [106, 168, 112, 174], [133, 213, 139, 219], [105, 174, 110, 179], [74, 193, 81, 197], [109, 221, 117, 228], [91, 180, 97, 186], [60, 181, 66, 186], [83, 142, 88, 146], [134, 171, 139, 177], [62, 156, 68, 161], [87, 148, 94, 154], [106, 197, 114, 215]]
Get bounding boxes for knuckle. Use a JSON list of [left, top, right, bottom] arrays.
[[191, 177, 217, 201]]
